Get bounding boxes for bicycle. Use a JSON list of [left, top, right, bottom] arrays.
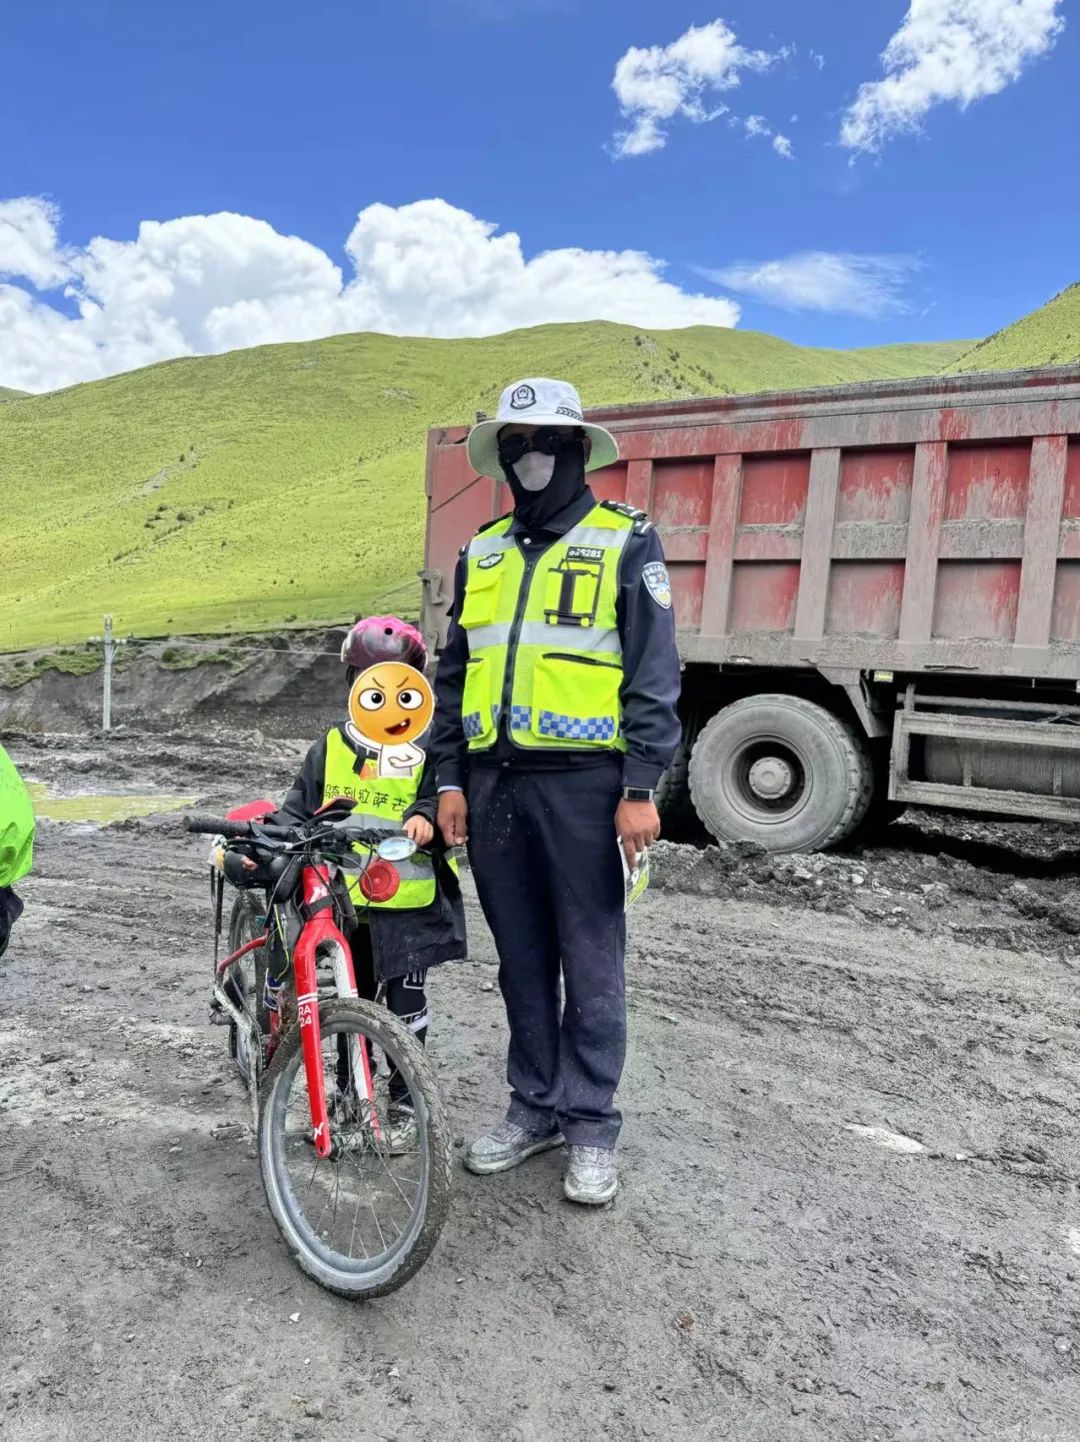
[[185, 801, 452, 1298]]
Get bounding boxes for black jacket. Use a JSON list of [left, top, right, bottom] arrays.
[[369, 856, 467, 982], [0, 887, 23, 962], [429, 487, 682, 791], [280, 726, 465, 981]]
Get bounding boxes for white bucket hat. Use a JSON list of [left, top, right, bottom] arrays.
[[467, 377, 620, 481]]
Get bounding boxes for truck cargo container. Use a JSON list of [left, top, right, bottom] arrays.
[[421, 366, 1080, 852]]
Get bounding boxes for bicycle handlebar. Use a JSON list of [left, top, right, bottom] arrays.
[[184, 812, 407, 850], [185, 814, 253, 838]]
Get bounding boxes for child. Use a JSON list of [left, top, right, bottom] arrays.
[[272, 616, 464, 1143]]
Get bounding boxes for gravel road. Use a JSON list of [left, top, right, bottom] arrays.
[[2, 729, 1079, 1442]]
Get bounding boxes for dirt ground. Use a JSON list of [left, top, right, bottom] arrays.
[[2, 727, 1080, 1442]]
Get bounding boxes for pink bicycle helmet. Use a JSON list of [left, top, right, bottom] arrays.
[[341, 616, 428, 679]]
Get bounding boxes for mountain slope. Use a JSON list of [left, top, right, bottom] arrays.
[[0, 386, 27, 402], [0, 321, 966, 651], [947, 284, 1080, 373]]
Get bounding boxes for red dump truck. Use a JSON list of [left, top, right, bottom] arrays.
[[421, 366, 1080, 852]]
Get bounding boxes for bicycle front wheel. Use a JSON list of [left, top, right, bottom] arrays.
[[258, 999, 451, 1298]]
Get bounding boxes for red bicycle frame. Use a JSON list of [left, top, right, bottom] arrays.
[[215, 862, 382, 1159]]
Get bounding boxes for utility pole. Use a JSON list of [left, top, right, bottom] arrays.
[[89, 617, 122, 732], [102, 614, 114, 731]]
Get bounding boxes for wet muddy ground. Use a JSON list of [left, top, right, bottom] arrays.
[[2, 728, 1079, 1441]]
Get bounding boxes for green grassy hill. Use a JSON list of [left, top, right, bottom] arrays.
[[0, 386, 27, 402], [0, 321, 967, 651], [947, 284, 1080, 373]]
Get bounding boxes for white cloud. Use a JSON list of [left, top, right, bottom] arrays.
[[611, 19, 779, 157], [841, 0, 1065, 153], [703, 251, 921, 318], [0, 197, 72, 289], [0, 197, 741, 393], [737, 114, 794, 159]]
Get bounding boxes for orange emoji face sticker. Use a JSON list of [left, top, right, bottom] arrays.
[[348, 663, 434, 748]]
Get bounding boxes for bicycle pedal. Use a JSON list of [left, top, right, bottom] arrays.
[[208, 1001, 230, 1027]]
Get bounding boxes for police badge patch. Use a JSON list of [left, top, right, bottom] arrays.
[[643, 561, 672, 609], [510, 383, 537, 410]]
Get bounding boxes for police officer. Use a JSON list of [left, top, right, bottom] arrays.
[[431, 377, 681, 1205]]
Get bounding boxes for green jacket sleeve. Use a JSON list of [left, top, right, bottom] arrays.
[[0, 746, 35, 888]]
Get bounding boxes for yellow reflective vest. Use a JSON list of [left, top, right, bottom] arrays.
[[322, 727, 443, 911], [0, 745, 34, 889], [458, 502, 636, 753]]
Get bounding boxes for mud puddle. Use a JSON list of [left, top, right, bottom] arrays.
[[25, 779, 196, 823]]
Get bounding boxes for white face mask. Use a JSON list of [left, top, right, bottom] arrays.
[[512, 451, 556, 492]]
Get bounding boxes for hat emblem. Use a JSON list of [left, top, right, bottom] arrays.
[[509, 383, 537, 411]]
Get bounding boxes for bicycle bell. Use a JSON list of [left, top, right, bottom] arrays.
[[376, 835, 418, 863]]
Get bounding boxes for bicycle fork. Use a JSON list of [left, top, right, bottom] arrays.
[[295, 867, 382, 1158]]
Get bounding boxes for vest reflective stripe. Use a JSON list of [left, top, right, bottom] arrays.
[[464, 621, 621, 653], [322, 729, 434, 911], [469, 531, 518, 559], [459, 623, 511, 651], [548, 524, 632, 550], [459, 505, 634, 753]]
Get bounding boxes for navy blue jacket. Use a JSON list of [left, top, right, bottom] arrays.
[[430, 487, 682, 792]]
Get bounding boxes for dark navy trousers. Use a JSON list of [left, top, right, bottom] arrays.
[[466, 759, 626, 1148]]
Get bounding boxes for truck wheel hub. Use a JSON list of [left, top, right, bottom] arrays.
[[747, 756, 795, 801]]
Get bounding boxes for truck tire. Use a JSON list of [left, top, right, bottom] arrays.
[[688, 695, 873, 853], [847, 742, 906, 846], [656, 735, 692, 822]]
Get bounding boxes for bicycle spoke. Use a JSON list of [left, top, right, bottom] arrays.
[[303, 1156, 321, 1203], [367, 1199, 388, 1253], [370, 1139, 421, 1209], [350, 1178, 368, 1261], [314, 1175, 334, 1235], [328, 1161, 342, 1246]]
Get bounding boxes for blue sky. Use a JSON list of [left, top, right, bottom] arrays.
[[1, 0, 1077, 390]]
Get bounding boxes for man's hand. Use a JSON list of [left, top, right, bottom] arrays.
[[403, 814, 434, 848], [437, 790, 469, 848], [615, 798, 660, 873]]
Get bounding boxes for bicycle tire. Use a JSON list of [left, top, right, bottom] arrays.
[[223, 891, 269, 1077], [258, 998, 452, 1299]]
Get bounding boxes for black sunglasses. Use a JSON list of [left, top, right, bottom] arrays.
[[497, 426, 585, 467]]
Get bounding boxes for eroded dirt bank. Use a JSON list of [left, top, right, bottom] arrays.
[[1, 729, 1079, 1442], [0, 629, 349, 738]]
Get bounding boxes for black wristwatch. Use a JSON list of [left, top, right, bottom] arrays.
[[622, 786, 655, 803]]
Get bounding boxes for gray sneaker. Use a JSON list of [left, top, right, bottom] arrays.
[[464, 1118, 564, 1175], [564, 1145, 618, 1205]]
